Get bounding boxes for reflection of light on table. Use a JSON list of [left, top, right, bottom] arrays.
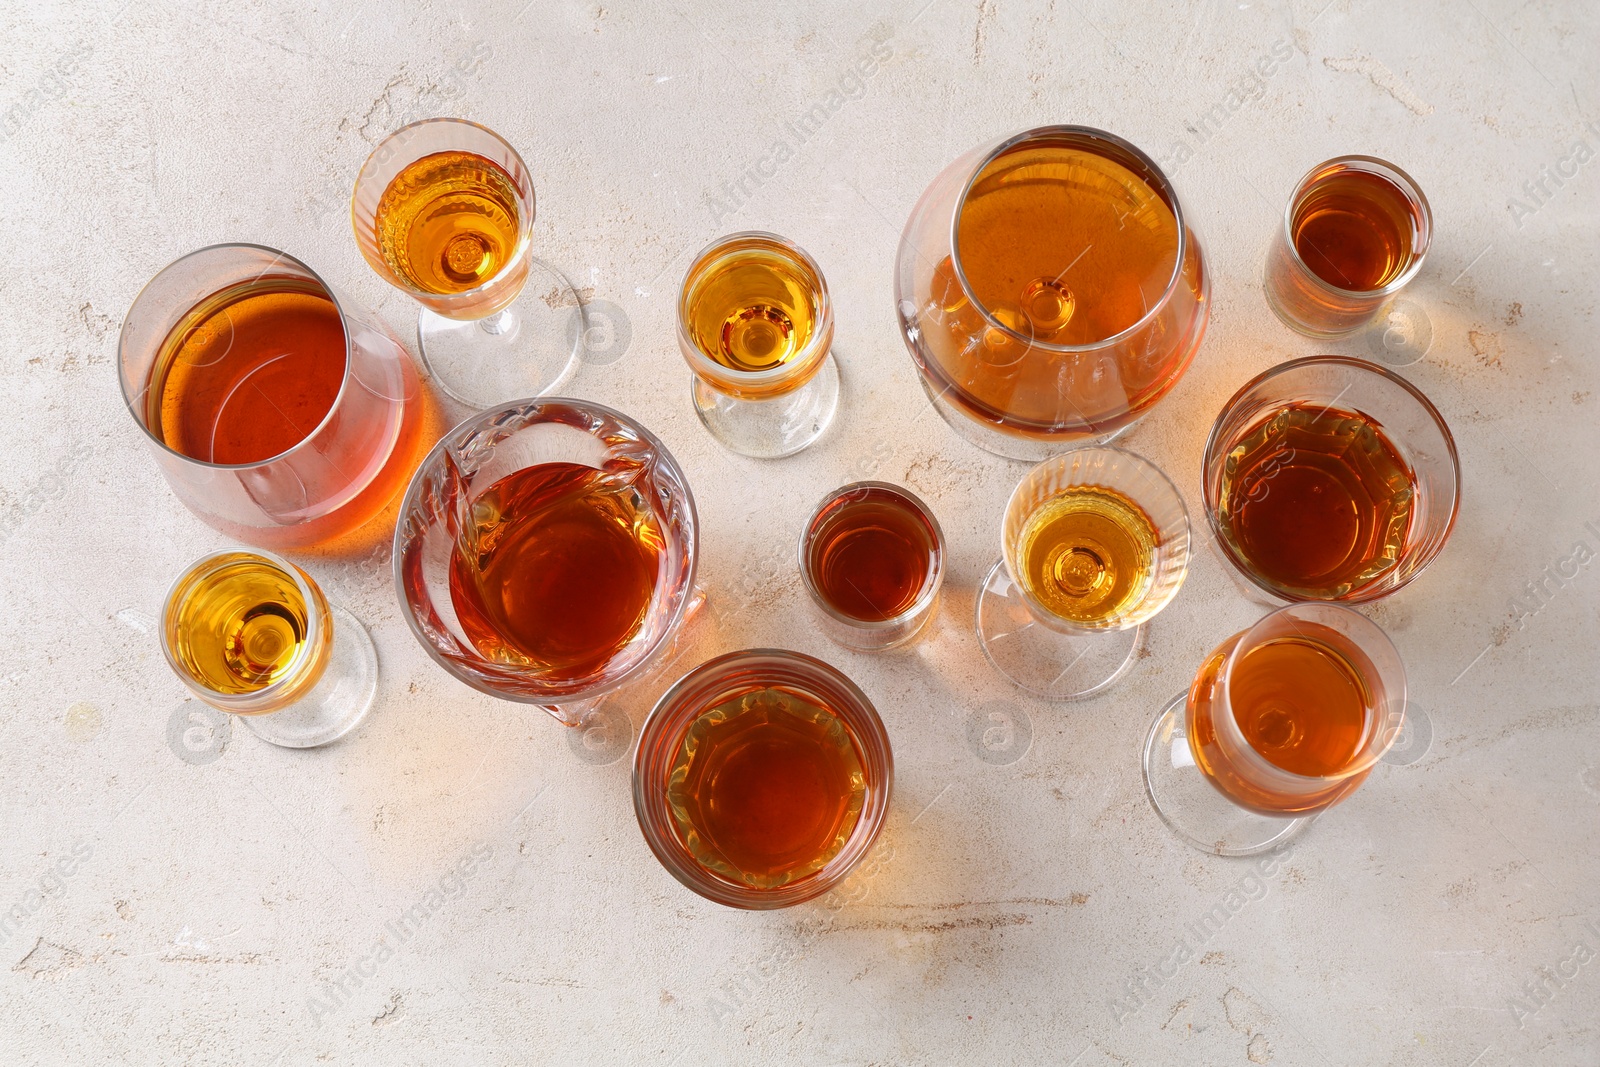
[[1170, 737, 1196, 770]]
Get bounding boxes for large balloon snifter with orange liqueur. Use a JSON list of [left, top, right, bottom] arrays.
[[895, 126, 1209, 461]]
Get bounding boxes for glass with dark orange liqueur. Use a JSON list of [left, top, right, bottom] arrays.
[[799, 482, 945, 651], [394, 398, 699, 730], [119, 244, 427, 549], [1142, 603, 1407, 855]]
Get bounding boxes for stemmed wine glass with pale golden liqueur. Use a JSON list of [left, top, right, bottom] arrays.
[[161, 550, 378, 748], [896, 126, 1209, 460], [1203, 356, 1459, 604], [1264, 156, 1432, 337], [677, 232, 838, 458], [353, 118, 586, 410], [119, 244, 427, 550], [1142, 602, 1407, 855], [977, 447, 1190, 700], [632, 649, 892, 909], [394, 397, 700, 733]]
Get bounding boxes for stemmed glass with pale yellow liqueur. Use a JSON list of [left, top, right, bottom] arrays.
[[353, 118, 587, 409], [977, 447, 1190, 700], [161, 550, 377, 748]]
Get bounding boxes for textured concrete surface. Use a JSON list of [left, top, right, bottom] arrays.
[[2, 1, 1598, 1064]]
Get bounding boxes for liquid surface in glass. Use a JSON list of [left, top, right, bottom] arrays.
[[807, 488, 937, 622], [955, 143, 1179, 347], [448, 462, 662, 680], [1017, 485, 1157, 624], [684, 244, 820, 373], [169, 555, 315, 694], [1217, 403, 1416, 598], [375, 150, 522, 294], [1291, 169, 1417, 292], [667, 686, 865, 889], [1228, 636, 1369, 776], [148, 278, 345, 465]]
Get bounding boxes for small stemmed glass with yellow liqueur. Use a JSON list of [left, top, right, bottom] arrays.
[[161, 550, 378, 748], [977, 447, 1190, 700], [677, 232, 839, 458], [353, 118, 585, 409]]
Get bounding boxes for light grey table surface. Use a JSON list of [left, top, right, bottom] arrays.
[[2, 1, 1597, 1064]]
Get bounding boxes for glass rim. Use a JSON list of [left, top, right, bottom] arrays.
[[159, 548, 327, 710], [391, 395, 700, 705], [947, 124, 1190, 354], [631, 647, 893, 910], [1200, 354, 1461, 604], [1001, 444, 1191, 633], [1279, 154, 1433, 299], [675, 230, 834, 388], [118, 242, 357, 471], [797, 480, 946, 632], [1214, 603, 1407, 784], [352, 116, 537, 307]]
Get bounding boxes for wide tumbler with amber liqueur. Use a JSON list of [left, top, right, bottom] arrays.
[[1264, 155, 1432, 338], [677, 231, 839, 458], [978, 447, 1190, 700], [119, 244, 425, 549], [162, 549, 378, 748], [896, 126, 1209, 460], [1142, 603, 1406, 855], [354, 118, 586, 410], [1204, 356, 1459, 604], [632, 649, 892, 909], [394, 397, 698, 729]]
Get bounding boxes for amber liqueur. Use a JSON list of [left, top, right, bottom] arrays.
[[1216, 403, 1416, 598], [448, 462, 664, 680], [667, 686, 867, 889], [146, 277, 345, 465], [806, 486, 937, 621], [373, 149, 521, 294], [1291, 167, 1420, 291], [1189, 625, 1379, 814]]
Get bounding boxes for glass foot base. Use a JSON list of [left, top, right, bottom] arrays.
[[691, 355, 839, 459], [417, 257, 582, 409], [243, 606, 378, 749], [975, 560, 1139, 700], [1141, 692, 1310, 856]]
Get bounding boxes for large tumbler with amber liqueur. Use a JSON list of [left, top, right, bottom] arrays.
[[896, 126, 1209, 460]]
